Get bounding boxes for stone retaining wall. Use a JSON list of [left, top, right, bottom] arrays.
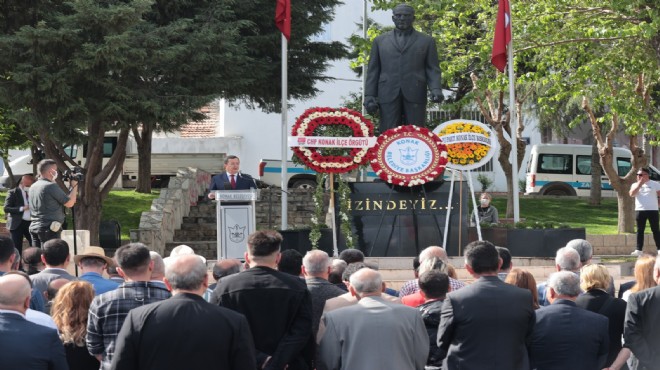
[[130, 168, 210, 255]]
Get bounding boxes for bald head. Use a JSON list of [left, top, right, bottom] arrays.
[[212, 259, 242, 281], [46, 278, 70, 301], [349, 268, 384, 298], [164, 254, 208, 295], [0, 274, 31, 312], [419, 246, 448, 263]]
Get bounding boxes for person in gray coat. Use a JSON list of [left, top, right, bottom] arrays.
[[317, 268, 428, 370]]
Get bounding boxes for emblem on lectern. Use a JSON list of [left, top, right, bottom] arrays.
[[228, 224, 246, 243]]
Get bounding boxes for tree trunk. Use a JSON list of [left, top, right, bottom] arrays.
[[616, 189, 635, 233], [589, 141, 602, 205], [2, 155, 14, 188], [133, 124, 153, 193], [74, 189, 103, 248]]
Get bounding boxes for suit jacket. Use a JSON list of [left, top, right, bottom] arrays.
[[210, 172, 256, 191], [624, 285, 660, 369], [529, 299, 609, 370], [3, 186, 29, 230], [30, 268, 77, 295], [305, 277, 345, 336], [215, 266, 313, 370], [317, 295, 429, 370], [110, 293, 256, 370], [0, 311, 68, 370], [437, 275, 536, 370], [576, 289, 627, 367], [317, 291, 401, 343], [365, 29, 442, 104]]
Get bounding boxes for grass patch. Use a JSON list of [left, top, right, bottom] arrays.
[[1, 190, 625, 237], [480, 196, 621, 234], [1, 189, 159, 242]]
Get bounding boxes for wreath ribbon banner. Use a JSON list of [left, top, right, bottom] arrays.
[[287, 136, 377, 148], [291, 107, 375, 174]]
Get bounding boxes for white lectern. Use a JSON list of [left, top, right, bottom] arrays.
[[214, 189, 260, 259]]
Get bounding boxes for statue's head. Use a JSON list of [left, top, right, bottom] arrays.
[[392, 4, 415, 31]]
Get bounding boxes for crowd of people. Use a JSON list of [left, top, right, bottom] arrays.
[[1, 230, 660, 370]]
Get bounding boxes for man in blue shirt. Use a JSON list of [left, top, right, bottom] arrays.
[[75, 246, 120, 295]]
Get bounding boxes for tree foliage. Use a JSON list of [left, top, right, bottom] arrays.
[[361, 0, 660, 229], [0, 0, 346, 242]]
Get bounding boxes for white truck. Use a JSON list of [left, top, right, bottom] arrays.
[[0, 134, 240, 188]]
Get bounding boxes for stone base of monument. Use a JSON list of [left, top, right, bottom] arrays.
[[467, 227, 587, 257]]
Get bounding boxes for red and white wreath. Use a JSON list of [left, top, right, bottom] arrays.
[[291, 107, 375, 174], [368, 125, 449, 186]]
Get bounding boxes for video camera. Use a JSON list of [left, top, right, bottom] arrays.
[[63, 166, 85, 182]]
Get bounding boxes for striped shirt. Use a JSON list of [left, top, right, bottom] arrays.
[[86, 281, 171, 370]]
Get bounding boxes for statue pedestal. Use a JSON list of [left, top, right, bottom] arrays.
[[348, 181, 468, 257]]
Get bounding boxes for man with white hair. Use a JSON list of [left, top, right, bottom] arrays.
[[110, 255, 256, 370], [302, 250, 345, 336], [529, 271, 609, 369], [624, 255, 660, 368], [537, 246, 581, 306], [399, 246, 465, 297], [0, 273, 68, 370], [317, 268, 429, 370], [148, 251, 166, 289], [567, 238, 615, 296]]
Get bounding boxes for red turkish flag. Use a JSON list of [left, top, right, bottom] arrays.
[[491, 0, 511, 72], [275, 0, 291, 40]]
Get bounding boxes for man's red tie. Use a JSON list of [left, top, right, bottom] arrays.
[[230, 175, 236, 189]]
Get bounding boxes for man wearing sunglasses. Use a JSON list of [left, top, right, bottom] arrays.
[[629, 168, 660, 256]]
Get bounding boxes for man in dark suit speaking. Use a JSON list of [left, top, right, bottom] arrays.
[[3, 174, 35, 254], [364, 4, 443, 132], [208, 155, 256, 200]]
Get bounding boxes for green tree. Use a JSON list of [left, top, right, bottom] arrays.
[[0, 0, 347, 242], [365, 0, 660, 230], [0, 0, 251, 243]]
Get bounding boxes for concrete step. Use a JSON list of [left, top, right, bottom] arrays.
[[182, 216, 217, 224], [174, 229, 216, 241]]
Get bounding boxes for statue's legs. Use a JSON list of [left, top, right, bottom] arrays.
[[379, 93, 428, 133], [401, 98, 426, 126], [378, 96, 404, 132]]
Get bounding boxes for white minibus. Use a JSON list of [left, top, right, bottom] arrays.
[[525, 144, 660, 197]]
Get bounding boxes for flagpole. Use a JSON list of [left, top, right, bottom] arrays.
[[506, 18, 520, 223], [281, 34, 289, 230]]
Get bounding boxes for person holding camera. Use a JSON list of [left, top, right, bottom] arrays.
[[28, 159, 79, 248]]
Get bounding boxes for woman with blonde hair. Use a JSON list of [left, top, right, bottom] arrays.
[[623, 256, 657, 302], [576, 264, 628, 369], [504, 268, 540, 309], [51, 281, 99, 370]]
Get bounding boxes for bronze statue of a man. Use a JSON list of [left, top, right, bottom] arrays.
[[364, 4, 443, 132]]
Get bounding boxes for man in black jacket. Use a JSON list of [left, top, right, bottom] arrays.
[[417, 270, 449, 369], [110, 255, 255, 370], [214, 230, 313, 370], [3, 174, 35, 254]]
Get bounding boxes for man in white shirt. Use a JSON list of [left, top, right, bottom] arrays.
[[629, 168, 660, 256]]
